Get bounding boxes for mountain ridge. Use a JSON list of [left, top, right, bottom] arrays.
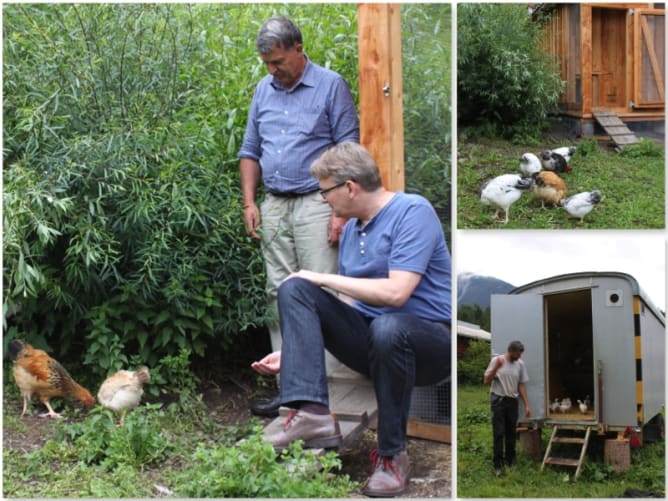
[[457, 272, 515, 309]]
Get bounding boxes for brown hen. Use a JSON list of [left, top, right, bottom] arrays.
[[531, 171, 568, 208], [8, 339, 95, 418]]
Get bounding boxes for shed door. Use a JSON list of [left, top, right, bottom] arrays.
[[591, 8, 628, 110], [491, 294, 545, 421], [633, 9, 665, 107]]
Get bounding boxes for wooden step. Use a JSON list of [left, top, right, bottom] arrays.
[[552, 437, 586, 444], [541, 425, 592, 480], [544, 457, 581, 467], [592, 108, 639, 147]]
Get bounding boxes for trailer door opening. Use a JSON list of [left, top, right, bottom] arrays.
[[545, 290, 596, 421]]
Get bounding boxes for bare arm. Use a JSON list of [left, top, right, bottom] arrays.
[[287, 269, 422, 308], [240, 158, 262, 239], [483, 355, 504, 385], [519, 382, 531, 417]]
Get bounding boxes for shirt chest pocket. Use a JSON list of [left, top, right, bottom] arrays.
[[298, 109, 330, 138]]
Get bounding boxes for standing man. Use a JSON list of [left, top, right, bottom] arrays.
[[238, 16, 359, 417], [251, 143, 451, 497], [483, 340, 531, 477]]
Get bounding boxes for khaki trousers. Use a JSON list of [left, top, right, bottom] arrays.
[[260, 192, 342, 374]]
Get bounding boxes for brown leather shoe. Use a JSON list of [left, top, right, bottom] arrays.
[[268, 409, 342, 452], [362, 450, 411, 497]]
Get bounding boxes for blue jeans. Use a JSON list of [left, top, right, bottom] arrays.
[[277, 277, 451, 456]]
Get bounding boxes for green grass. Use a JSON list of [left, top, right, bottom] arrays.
[[458, 384, 666, 497], [2, 384, 358, 498], [457, 137, 665, 229]]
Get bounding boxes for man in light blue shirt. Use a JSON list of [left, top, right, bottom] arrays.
[[238, 16, 359, 417]]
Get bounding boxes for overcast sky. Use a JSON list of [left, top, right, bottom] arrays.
[[454, 231, 666, 310]]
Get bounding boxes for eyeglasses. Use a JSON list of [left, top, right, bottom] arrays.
[[319, 181, 347, 199]]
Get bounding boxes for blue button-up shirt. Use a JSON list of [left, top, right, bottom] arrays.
[[238, 57, 359, 194]]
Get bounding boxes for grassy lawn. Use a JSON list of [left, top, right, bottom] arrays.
[[457, 384, 665, 498], [457, 137, 665, 229]]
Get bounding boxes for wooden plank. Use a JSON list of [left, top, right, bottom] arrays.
[[357, 3, 405, 191], [581, 5, 593, 115], [330, 385, 377, 422], [612, 135, 640, 145], [605, 125, 634, 135], [594, 115, 624, 126], [592, 108, 640, 146], [545, 457, 580, 467], [407, 419, 451, 444], [328, 365, 372, 385]]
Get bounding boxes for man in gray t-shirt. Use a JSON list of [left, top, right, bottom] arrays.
[[483, 340, 532, 476]]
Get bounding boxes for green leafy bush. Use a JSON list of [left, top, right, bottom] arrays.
[[402, 4, 451, 236], [620, 138, 664, 158], [176, 427, 357, 497], [458, 4, 564, 138], [3, 4, 358, 378], [4, 3, 450, 382], [458, 338, 490, 386], [54, 405, 172, 469]]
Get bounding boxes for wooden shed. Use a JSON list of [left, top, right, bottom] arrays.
[[535, 3, 665, 139], [490, 272, 665, 476]]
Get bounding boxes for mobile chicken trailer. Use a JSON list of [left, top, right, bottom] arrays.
[[490, 272, 665, 478]]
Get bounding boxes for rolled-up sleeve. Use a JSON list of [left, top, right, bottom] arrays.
[[238, 91, 261, 160]]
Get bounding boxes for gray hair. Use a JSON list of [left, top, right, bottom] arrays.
[[310, 142, 383, 191], [256, 16, 303, 54]]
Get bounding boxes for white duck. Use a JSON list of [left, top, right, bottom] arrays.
[[560, 190, 601, 224], [549, 398, 560, 413], [480, 174, 533, 224], [519, 153, 542, 177], [577, 399, 588, 414], [559, 397, 572, 413]]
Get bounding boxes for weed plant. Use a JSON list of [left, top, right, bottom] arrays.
[[458, 384, 665, 497], [2, 394, 358, 498], [458, 137, 665, 229]]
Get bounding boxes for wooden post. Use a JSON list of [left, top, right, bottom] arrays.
[[581, 4, 593, 116], [357, 3, 405, 191]]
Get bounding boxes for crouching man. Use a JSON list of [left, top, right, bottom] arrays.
[[251, 142, 451, 497]]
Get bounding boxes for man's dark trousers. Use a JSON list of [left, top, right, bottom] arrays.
[[491, 393, 519, 469]]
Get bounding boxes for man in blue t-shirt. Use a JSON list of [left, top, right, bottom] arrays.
[[251, 142, 451, 497]]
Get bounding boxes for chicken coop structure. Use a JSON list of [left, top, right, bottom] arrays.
[[535, 3, 665, 140], [490, 272, 665, 476]]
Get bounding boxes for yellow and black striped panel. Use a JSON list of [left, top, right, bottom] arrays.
[[634, 296, 643, 425]]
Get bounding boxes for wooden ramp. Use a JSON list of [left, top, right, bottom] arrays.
[[541, 425, 592, 480], [263, 366, 377, 452], [592, 108, 639, 148]]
